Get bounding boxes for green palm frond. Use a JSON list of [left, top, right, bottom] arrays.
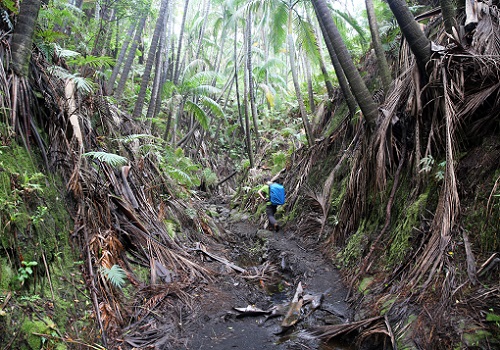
[[67, 55, 115, 69], [184, 100, 209, 130], [185, 71, 219, 87], [270, 2, 288, 53], [297, 20, 321, 62], [200, 96, 224, 118], [181, 59, 206, 82], [190, 84, 221, 97], [333, 9, 368, 44], [118, 133, 164, 144], [100, 265, 127, 289], [83, 151, 128, 167]]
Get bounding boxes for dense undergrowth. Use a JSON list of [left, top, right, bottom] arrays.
[[0, 134, 99, 349]]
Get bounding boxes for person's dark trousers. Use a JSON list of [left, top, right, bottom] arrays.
[[266, 204, 278, 229]]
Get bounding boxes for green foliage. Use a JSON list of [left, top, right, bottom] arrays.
[[83, 151, 128, 168], [100, 264, 127, 289], [338, 220, 369, 267], [67, 55, 115, 70], [117, 135, 201, 188], [17, 261, 38, 285], [271, 151, 287, 174], [387, 193, 428, 266], [48, 66, 96, 94], [202, 168, 218, 187]]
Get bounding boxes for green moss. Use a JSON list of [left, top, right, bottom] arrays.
[[358, 276, 374, 295], [20, 316, 57, 350], [387, 192, 429, 267], [338, 219, 372, 267]]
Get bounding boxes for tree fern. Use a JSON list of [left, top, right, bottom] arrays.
[[100, 264, 126, 289], [47, 66, 95, 93], [83, 151, 128, 167]]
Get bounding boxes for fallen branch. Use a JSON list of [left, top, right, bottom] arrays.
[[192, 242, 246, 273]]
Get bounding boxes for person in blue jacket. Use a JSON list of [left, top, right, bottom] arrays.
[[257, 179, 285, 232]]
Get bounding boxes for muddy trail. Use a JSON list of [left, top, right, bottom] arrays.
[[181, 199, 355, 350]]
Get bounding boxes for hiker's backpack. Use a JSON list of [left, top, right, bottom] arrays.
[[269, 183, 285, 205]]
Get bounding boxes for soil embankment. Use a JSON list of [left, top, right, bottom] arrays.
[[185, 201, 354, 349]]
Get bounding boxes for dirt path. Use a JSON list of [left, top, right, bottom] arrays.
[[184, 202, 354, 349]]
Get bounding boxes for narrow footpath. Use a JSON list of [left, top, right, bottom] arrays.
[[184, 201, 354, 350]]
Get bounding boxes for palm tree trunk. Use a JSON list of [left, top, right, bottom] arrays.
[[107, 22, 136, 93], [287, 12, 313, 145], [365, 0, 392, 92], [10, 0, 41, 77], [386, 0, 431, 69], [312, 0, 378, 131], [246, 12, 260, 149], [314, 8, 358, 118], [195, 0, 211, 59], [303, 55, 316, 114], [317, 40, 335, 100], [114, 14, 148, 99], [132, 0, 169, 120], [240, 20, 254, 168], [145, 11, 169, 129], [173, 0, 190, 84]]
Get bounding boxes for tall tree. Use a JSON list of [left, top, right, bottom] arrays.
[[114, 14, 148, 99], [386, 0, 431, 70], [286, 4, 313, 145], [133, 0, 169, 120], [173, 0, 190, 84], [10, 0, 42, 77], [107, 22, 136, 93], [243, 15, 255, 168], [312, 0, 378, 129], [365, 0, 392, 92], [245, 11, 260, 149]]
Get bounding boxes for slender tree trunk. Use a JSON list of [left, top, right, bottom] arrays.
[[114, 14, 148, 99], [303, 55, 316, 114], [11, 0, 42, 77], [315, 11, 357, 117], [318, 45, 335, 100], [246, 12, 260, 148], [146, 12, 168, 129], [174, 0, 190, 84], [287, 11, 313, 145], [386, 0, 431, 69], [108, 22, 136, 93], [240, 20, 254, 168], [195, 0, 211, 59], [365, 0, 392, 92], [312, 0, 378, 131], [133, 0, 169, 120], [153, 0, 174, 121]]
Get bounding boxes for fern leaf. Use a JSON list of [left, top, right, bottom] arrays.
[[101, 265, 126, 289], [83, 151, 128, 167]]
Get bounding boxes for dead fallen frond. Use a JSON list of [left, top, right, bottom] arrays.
[[309, 316, 384, 343]]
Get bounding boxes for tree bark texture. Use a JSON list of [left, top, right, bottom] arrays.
[[133, 0, 169, 120], [312, 0, 378, 129], [11, 0, 42, 77], [365, 0, 392, 92]]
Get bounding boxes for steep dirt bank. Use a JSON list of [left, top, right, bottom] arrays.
[[182, 200, 354, 349]]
